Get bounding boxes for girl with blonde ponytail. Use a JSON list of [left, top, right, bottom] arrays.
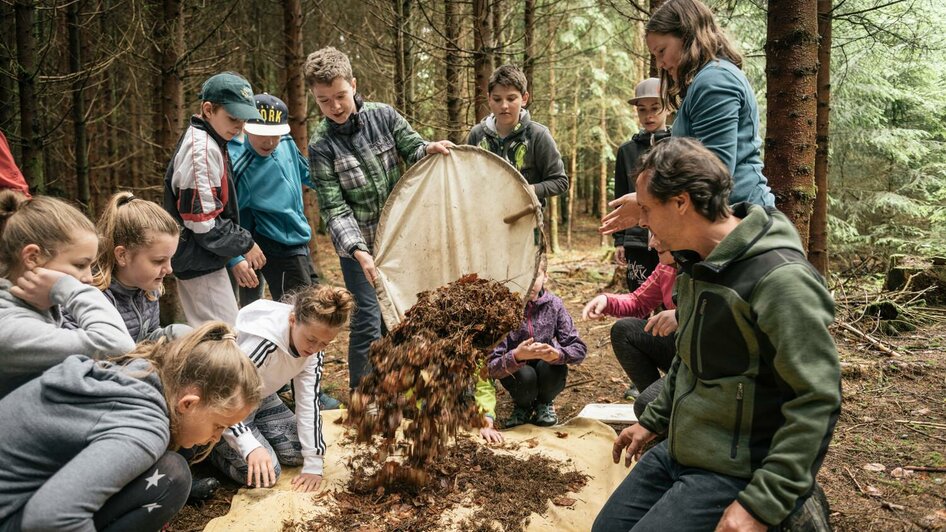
[[90, 191, 190, 342], [211, 284, 353, 493], [0, 322, 261, 532], [0, 190, 134, 399]]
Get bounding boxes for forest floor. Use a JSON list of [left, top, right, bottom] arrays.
[[169, 215, 946, 532]]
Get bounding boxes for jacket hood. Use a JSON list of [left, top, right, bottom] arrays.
[[674, 203, 805, 274], [526, 287, 556, 309], [190, 114, 228, 149], [0, 276, 58, 323], [40, 355, 168, 414], [631, 128, 671, 147], [482, 109, 532, 139], [236, 299, 293, 353]]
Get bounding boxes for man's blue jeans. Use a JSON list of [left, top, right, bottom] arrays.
[[339, 256, 386, 389], [592, 440, 751, 532]]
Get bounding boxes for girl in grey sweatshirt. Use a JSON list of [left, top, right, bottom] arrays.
[[0, 322, 262, 532], [0, 192, 134, 399]]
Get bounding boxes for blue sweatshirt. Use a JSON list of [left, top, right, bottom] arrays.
[[229, 134, 314, 259], [672, 59, 775, 207]]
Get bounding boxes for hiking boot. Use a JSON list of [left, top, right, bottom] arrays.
[[624, 385, 640, 400], [187, 476, 220, 502], [505, 405, 533, 428], [319, 392, 342, 410], [533, 402, 558, 427]]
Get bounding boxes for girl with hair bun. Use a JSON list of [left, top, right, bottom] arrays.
[[0, 191, 134, 399], [0, 322, 261, 531], [212, 284, 353, 493]]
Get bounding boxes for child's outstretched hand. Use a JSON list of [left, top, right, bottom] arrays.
[[480, 416, 504, 444], [425, 140, 454, 155], [292, 473, 323, 493], [246, 447, 276, 488], [582, 295, 609, 320], [11, 267, 66, 310]]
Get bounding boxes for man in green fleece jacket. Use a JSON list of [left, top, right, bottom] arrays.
[[593, 137, 840, 532]]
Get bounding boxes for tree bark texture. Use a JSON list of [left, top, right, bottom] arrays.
[[492, 0, 503, 67], [598, 48, 608, 246], [567, 87, 579, 247], [648, 0, 665, 77], [155, 0, 184, 176], [809, 0, 832, 275], [68, 0, 90, 213], [15, 0, 44, 192], [0, 2, 17, 132], [547, 41, 560, 253], [394, 0, 415, 120], [444, 0, 462, 143], [523, 0, 535, 97], [765, 0, 819, 249], [473, 0, 492, 122]]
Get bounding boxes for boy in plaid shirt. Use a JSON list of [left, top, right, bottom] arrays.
[[305, 47, 452, 389]]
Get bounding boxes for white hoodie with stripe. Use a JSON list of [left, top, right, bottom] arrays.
[[223, 299, 326, 475]]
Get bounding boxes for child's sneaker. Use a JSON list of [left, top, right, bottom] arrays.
[[533, 402, 558, 427], [624, 385, 640, 400], [319, 392, 342, 410], [505, 405, 533, 428]]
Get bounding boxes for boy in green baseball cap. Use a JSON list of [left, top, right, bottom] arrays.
[[163, 71, 265, 329]]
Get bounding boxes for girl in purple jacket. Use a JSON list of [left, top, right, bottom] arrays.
[[487, 257, 587, 428]]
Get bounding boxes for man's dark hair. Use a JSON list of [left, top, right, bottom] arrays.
[[488, 64, 528, 95], [638, 137, 733, 221]]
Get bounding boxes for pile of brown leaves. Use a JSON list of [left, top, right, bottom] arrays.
[[345, 274, 523, 487], [282, 437, 589, 532]]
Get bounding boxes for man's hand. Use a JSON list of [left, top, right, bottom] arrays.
[[599, 193, 640, 235], [479, 417, 504, 443], [582, 295, 609, 320], [231, 261, 259, 288], [291, 473, 323, 493], [353, 249, 378, 285], [615, 246, 627, 265], [644, 309, 678, 337], [612, 424, 656, 467], [715, 501, 767, 532], [426, 140, 454, 155], [245, 447, 276, 488], [244, 243, 267, 270], [10, 267, 66, 310]]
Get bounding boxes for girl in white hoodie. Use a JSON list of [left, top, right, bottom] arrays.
[[211, 284, 353, 492]]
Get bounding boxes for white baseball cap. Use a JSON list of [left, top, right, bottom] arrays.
[[628, 78, 661, 105]]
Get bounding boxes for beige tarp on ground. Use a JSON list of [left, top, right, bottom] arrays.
[[205, 409, 629, 531], [372, 146, 545, 330]]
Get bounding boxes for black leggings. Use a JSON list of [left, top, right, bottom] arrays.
[[239, 253, 320, 306], [1, 452, 190, 532], [499, 360, 568, 408], [610, 317, 676, 392]]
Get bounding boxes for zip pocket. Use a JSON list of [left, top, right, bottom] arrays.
[[730, 382, 744, 459], [694, 297, 708, 376]]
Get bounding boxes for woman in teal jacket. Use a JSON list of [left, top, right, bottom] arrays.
[[646, 0, 775, 207]]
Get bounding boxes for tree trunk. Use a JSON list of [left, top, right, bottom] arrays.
[[809, 0, 832, 275], [598, 48, 608, 246], [492, 0, 503, 67], [566, 87, 579, 247], [523, 0, 535, 96], [155, 0, 184, 176], [68, 0, 90, 213], [394, 0, 415, 120], [15, 0, 44, 192], [444, 0, 462, 143], [648, 0, 665, 77], [547, 42, 560, 253], [765, 0, 819, 247], [473, 0, 492, 122], [0, 2, 17, 131]]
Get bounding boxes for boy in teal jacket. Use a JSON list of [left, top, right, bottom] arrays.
[[594, 138, 840, 532], [229, 93, 320, 305]]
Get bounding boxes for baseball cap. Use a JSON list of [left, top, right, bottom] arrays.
[[199, 73, 262, 121], [243, 93, 291, 136], [628, 78, 661, 105]]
